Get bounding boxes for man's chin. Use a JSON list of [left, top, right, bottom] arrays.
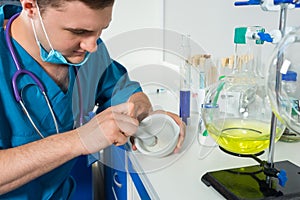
[[67, 57, 85, 64]]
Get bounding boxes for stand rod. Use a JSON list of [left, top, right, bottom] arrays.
[[268, 3, 288, 168]]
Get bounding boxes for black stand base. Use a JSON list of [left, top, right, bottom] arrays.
[[201, 160, 300, 199]]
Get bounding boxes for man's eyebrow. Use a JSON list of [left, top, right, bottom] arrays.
[[64, 24, 110, 32], [64, 28, 94, 32]]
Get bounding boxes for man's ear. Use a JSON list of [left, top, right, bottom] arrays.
[[20, 0, 38, 18]]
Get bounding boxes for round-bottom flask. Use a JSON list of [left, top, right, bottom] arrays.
[[202, 74, 285, 155], [201, 26, 285, 155], [266, 27, 300, 135]]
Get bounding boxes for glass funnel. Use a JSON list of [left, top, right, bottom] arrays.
[[266, 27, 300, 135], [201, 26, 285, 155]]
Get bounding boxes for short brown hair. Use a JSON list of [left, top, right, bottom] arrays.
[[37, 0, 114, 13]]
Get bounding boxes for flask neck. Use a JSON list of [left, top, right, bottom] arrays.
[[232, 26, 264, 76], [232, 42, 261, 76]]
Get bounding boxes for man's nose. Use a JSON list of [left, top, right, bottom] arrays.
[[80, 35, 99, 53]]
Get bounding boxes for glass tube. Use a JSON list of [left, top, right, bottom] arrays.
[[179, 34, 191, 125]]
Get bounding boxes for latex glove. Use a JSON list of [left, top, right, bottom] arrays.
[[77, 102, 139, 155]]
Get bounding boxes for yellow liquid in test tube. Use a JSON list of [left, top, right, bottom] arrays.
[[206, 119, 283, 155]]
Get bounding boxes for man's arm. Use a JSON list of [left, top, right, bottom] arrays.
[[0, 102, 138, 195], [0, 130, 82, 194]]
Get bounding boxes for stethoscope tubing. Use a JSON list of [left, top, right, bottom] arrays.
[[75, 68, 84, 126], [5, 13, 60, 136], [12, 69, 46, 102], [5, 14, 21, 71]]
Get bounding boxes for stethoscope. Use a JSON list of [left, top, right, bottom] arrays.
[[5, 13, 84, 138]]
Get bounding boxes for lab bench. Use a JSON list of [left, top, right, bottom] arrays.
[[102, 117, 300, 199], [101, 91, 300, 199], [133, 130, 300, 199], [102, 125, 300, 200]]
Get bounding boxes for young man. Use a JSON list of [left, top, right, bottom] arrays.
[[0, 0, 185, 199]]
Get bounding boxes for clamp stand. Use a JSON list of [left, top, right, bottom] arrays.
[[201, 160, 300, 200], [202, 1, 300, 199]]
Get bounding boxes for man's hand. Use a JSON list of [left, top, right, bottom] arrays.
[[77, 102, 139, 155]]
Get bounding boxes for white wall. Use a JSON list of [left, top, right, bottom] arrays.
[[164, 0, 300, 59], [101, 0, 165, 72], [102, 0, 163, 40], [103, 0, 300, 63], [102, 0, 300, 95]]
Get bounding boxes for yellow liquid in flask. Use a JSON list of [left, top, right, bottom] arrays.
[[206, 119, 283, 155]]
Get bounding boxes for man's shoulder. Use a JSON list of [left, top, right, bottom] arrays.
[[0, 1, 21, 6]]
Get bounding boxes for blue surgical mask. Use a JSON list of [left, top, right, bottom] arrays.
[[31, 4, 90, 66]]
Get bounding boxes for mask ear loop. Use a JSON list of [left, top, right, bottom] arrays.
[[31, 2, 55, 51], [30, 19, 41, 47]]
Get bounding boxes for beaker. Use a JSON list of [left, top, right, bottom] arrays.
[[201, 26, 285, 155]]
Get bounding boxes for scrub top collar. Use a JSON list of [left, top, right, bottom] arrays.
[[10, 37, 77, 97]]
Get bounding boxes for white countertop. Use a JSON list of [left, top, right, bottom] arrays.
[[130, 124, 300, 199], [129, 89, 300, 200]]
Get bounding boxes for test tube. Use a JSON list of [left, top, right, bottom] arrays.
[[179, 35, 191, 125], [199, 56, 208, 89]]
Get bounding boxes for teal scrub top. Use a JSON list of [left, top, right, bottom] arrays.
[[0, 4, 142, 200]]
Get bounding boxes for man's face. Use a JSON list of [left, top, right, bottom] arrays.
[[33, 1, 112, 64]]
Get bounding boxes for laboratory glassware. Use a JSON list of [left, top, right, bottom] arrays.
[[179, 35, 191, 125], [278, 70, 300, 142], [201, 26, 285, 155], [202, 1, 300, 200], [266, 27, 300, 137]]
